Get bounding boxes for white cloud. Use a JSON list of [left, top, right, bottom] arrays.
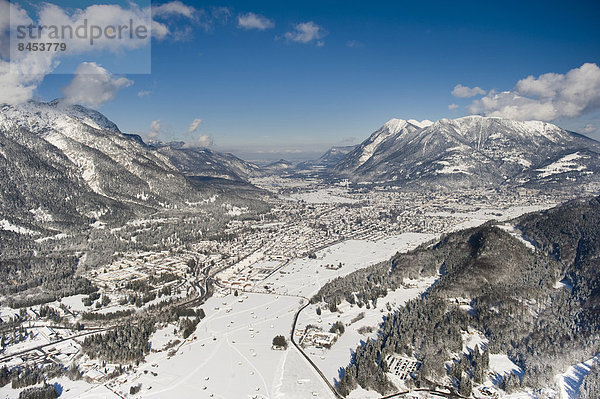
[[345, 40, 364, 48], [193, 7, 231, 33], [582, 123, 597, 134], [448, 103, 459, 110], [188, 118, 203, 133], [152, 1, 196, 19], [211, 7, 232, 23], [468, 91, 556, 120], [153, 3, 230, 36], [452, 84, 486, 98], [283, 22, 326, 45], [33, 2, 152, 53], [237, 12, 274, 30], [184, 134, 213, 148], [152, 2, 207, 39], [137, 90, 151, 97], [0, 1, 199, 105], [0, 0, 30, 58], [62, 62, 132, 108], [0, 0, 55, 104], [469, 63, 600, 121], [149, 120, 161, 139], [151, 20, 170, 40], [0, 62, 40, 105]]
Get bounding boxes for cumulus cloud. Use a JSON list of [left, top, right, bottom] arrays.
[[188, 118, 203, 133], [151, 20, 170, 40], [469, 63, 600, 121], [32, 2, 152, 53], [0, 0, 55, 104], [452, 84, 486, 98], [152, 2, 223, 39], [0, 1, 197, 105], [0, 44, 57, 105], [283, 22, 326, 45], [0, 62, 44, 105], [448, 103, 459, 110], [469, 91, 556, 121], [211, 7, 232, 23], [184, 134, 213, 148], [152, 1, 196, 19], [62, 62, 132, 108], [0, 0, 30, 58], [582, 123, 597, 134], [149, 120, 162, 139], [189, 7, 231, 33], [237, 12, 274, 30], [137, 90, 151, 97]]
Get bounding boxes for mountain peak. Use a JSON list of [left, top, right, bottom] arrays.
[[407, 119, 434, 128], [381, 118, 408, 133], [381, 118, 434, 132], [0, 100, 121, 134], [332, 115, 600, 189]]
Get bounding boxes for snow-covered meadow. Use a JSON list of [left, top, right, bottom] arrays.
[[76, 293, 333, 399], [261, 233, 434, 298]]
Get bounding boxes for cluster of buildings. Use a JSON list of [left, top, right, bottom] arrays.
[[1, 327, 79, 375], [0, 176, 570, 395], [385, 354, 422, 380], [90, 250, 193, 290], [217, 259, 282, 292], [298, 327, 338, 349]]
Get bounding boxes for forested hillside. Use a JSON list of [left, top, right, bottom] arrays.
[[315, 197, 600, 396]]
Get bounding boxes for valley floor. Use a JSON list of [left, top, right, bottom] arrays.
[[1, 178, 582, 398]]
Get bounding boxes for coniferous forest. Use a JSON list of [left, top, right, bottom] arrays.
[[319, 196, 600, 396]]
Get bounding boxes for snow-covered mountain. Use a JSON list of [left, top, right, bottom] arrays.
[[332, 116, 600, 188], [256, 159, 296, 175], [150, 141, 259, 181], [296, 145, 356, 170], [0, 100, 248, 231]]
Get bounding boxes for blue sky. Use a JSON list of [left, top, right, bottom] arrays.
[[13, 0, 600, 160]]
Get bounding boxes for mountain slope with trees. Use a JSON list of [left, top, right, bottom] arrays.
[[0, 101, 268, 302], [314, 197, 600, 396]]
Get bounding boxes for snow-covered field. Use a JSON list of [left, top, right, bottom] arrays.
[[557, 354, 599, 399], [262, 233, 435, 298], [86, 233, 433, 399], [536, 152, 588, 178], [58, 294, 90, 313], [0, 377, 97, 399], [489, 354, 523, 377], [3, 218, 562, 398], [75, 293, 334, 399], [497, 224, 537, 251], [434, 203, 556, 233]]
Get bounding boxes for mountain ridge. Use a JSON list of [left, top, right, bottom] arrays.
[[149, 140, 259, 182], [0, 100, 264, 234], [331, 115, 600, 189]]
